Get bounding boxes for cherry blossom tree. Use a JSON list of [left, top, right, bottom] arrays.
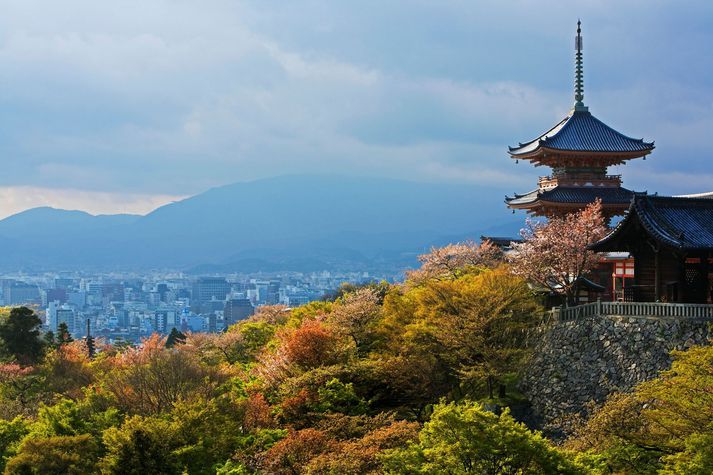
[[509, 200, 608, 305], [509, 200, 608, 306], [408, 239, 503, 282], [329, 288, 381, 354]]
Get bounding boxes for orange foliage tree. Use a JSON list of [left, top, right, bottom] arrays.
[[102, 334, 226, 415]]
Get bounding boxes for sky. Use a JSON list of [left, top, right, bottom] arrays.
[[0, 0, 712, 218]]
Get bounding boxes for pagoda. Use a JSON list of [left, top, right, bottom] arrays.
[[506, 21, 654, 218]]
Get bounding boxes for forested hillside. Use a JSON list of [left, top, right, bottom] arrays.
[[0, 242, 710, 474]]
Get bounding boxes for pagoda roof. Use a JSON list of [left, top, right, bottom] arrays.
[[509, 109, 654, 157], [506, 186, 634, 207], [592, 193, 713, 251]]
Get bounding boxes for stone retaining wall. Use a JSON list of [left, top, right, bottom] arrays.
[[520, 315, 712, 429]]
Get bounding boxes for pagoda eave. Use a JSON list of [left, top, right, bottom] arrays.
[[506, 199, 630, 218], [506, 200, 630, 210], [509, 147, 653, 166]]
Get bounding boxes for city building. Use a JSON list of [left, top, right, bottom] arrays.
[[47, 300, 76, 333], [224, 298, 255, 328], [153, 309, 178, 333], [192, 277, 230, 303], [3, 281, 41, 306]]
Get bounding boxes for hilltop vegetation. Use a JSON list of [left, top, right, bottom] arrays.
[[0, 234, 710, 473]]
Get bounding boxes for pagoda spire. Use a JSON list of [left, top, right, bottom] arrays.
[[506, 20, 654, 219], [574, 20, 587, 111]]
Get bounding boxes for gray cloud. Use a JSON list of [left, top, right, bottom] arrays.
[[0, 0, 711, 218]]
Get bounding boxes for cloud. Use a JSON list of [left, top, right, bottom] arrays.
[[0, 0, 710, 216], [0, 186, 185, 219]]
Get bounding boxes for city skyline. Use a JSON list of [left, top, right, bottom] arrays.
[[1, 1, 712, 218]]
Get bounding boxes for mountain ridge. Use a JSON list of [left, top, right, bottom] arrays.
[[0, 175, 522, 273]]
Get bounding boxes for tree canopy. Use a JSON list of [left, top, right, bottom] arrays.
[[0, 248, 706, 475]]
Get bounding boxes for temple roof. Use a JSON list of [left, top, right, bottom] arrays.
[[506, 186, 634, 207], [676, 191, 713, 199], [509, 110, 655, 157], [592, 193, 713, 251]]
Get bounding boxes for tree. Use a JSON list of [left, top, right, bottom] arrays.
[[383, 267, 540, 401], [258, 428, 335, 475], [43, 331, 56, 349], [100, 416, 180, 475], [40, 344, 94, 400], [509, 200, 608, 306], [660, 432, 713, 475], [0, 307, 45, 365], [0, 417, 29, 472], [278, 320, 340, 370], [408, 240, 503, 282], [257, 319, 344, 390], [56, 323, 73, 346], [382, 400, 583, 474], [104, 334, 225, 415], [4, 434, 100, 475], [567, 343, 713, 474], [307, 419, 418, 474], [26, 398, 120, 441], [323, 281, 390, 303], [101, 396, 277, 475], [329, 288, 381, 354], [314, 378, 368, 416], [165, 328, 186, 348]]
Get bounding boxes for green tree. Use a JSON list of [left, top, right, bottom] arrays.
[[0, 307, 45, 365], [101, 416, 180, 475], [382, 267, 540, 401], [43, 331, 56, 349], [660, 432, 713, 475], [100, 396, 272, 475], [382, 400, 583, 474], [568, 343, 713, 474], [165, 328, 186, 348], [0, 417, 29, 472], [26, 398, 120, 441], [314, 378, 368, 416], [4, 434, 100, 475], [57, 323, 73, 346]]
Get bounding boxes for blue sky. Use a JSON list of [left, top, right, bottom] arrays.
[[0, 0, 712, 218]]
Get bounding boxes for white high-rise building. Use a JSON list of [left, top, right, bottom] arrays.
[[46, 301, 76, 333]]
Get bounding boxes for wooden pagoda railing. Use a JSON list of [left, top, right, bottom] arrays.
[[553, 300, 713, 322], [538, 174, 622, 190]]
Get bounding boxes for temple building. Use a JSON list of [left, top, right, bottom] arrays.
[[506, 22, 654, 218], [591, 193, 713, 304]]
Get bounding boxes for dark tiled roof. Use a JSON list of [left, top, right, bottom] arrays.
[[593, 193, 713, 251], [506, 186, 634, 206], [509, 110, 654, 156], [575, 277, 606, 293]]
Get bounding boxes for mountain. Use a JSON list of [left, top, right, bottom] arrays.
[[0, 207, 139, 236], [0, 175, 523, 272]]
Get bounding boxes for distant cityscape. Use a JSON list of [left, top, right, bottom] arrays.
[[0, 270, 389, 343]]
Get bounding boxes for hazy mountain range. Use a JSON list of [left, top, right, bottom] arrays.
[[0, 176, 523, 273]]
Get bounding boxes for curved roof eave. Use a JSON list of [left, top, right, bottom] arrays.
[[508, 110, 655, 156]]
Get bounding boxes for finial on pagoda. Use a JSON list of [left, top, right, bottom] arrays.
[[574, 20, 588, 111]]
